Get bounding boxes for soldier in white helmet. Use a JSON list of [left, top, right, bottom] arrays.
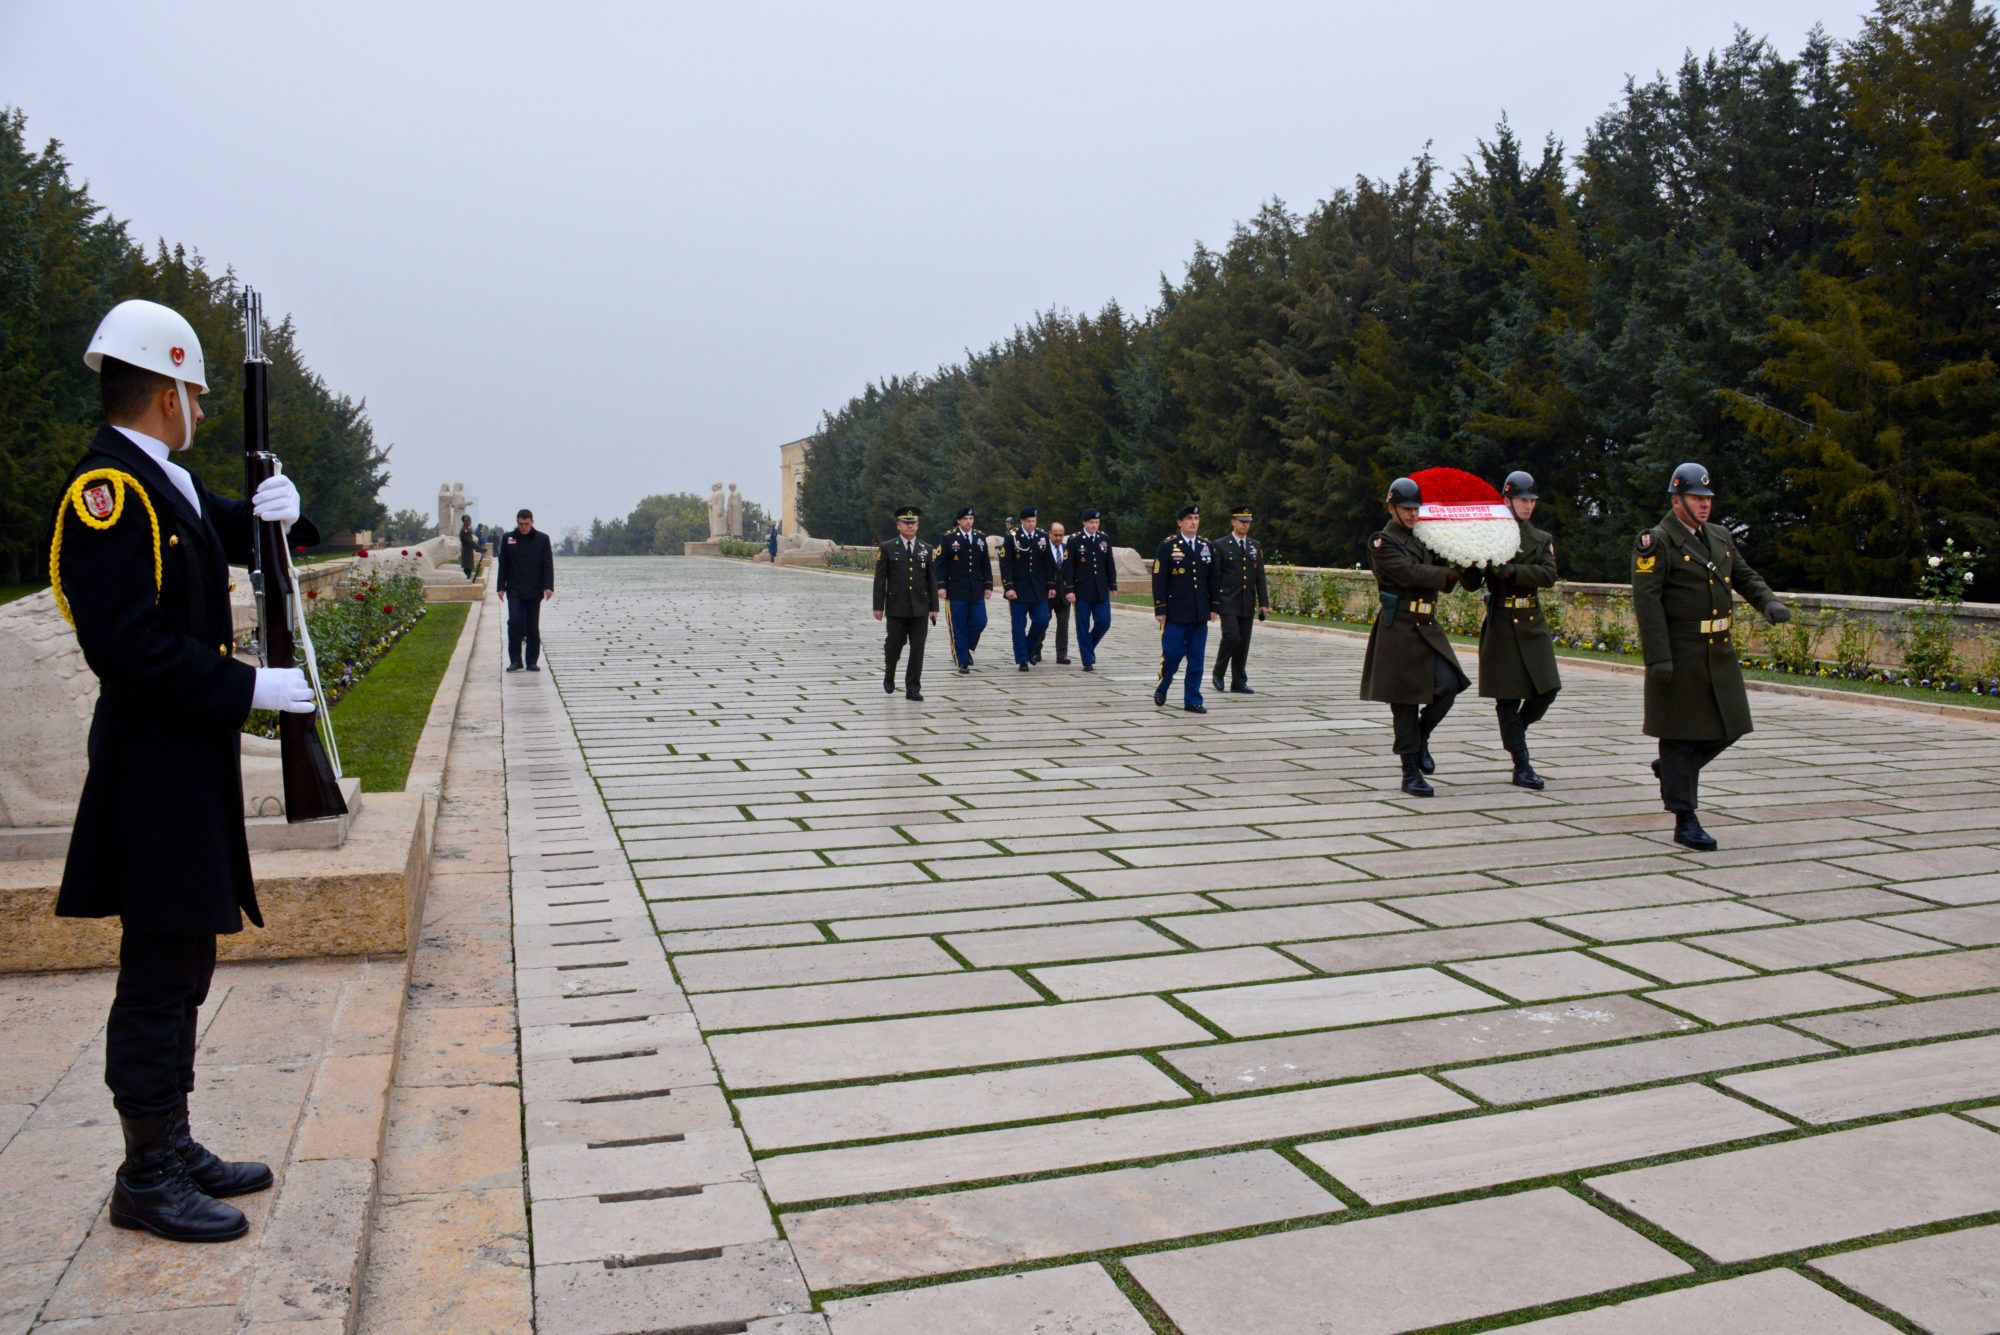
[[51, 298, 317, 1243]]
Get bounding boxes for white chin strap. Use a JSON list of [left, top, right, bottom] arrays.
[[174, 381, 193, 451]]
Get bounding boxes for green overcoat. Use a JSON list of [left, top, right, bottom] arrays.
[[1470, 520, 1561, 699], [1631, 516, 1777, 741], [1360, 522, 1468, 705]]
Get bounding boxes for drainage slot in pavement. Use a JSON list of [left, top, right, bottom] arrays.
[[565, 988, 637, 1000], [588, 1132, 687, 1149], [550, 917, 614, 927], [575, 1087, 673, 1104], [572, 1047, 657, 1064], [557, 960, 628, 971], [602, 1247, 725, 1271], [598, 1184, 703, 1204], [570, 1015, 651, 1028]]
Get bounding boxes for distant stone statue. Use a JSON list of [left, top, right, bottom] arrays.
[[437, 484, 453, 535], [726, 483, 743, 538], [437, 482, 467, 536], [708, 482, 727, 539]]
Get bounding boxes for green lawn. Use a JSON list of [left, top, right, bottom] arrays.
[[329, 603, 470, 791], [1, 584, 48, 606]]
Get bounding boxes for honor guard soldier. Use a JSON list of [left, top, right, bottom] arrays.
[[1153, 504, 1220, 711], [53, 300, 319, 1242], [1064, 507, 1118, 671], [1468, 471, 1562, 788], [1633, 462, 1790, 850], [874, 505, 938, 700], [934, 506, 992, 674], [1362, 477, 1470, 796], [1211, 505, 1271, 695], [1000, 506, 1059, 670]]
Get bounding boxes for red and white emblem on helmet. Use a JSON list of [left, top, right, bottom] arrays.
[[170, 346, 186, 366], [83, 483, 114, 520]]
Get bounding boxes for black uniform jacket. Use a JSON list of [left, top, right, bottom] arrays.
[[1000, 528, 1058, 597], [1633, 516, 1776, 742], [51, 426, 261, 934], [1213, 533, 1269, 616], [1360, 522, 1468, 705], [1152, 533, 1217, 624], [497, 527, 555, 593], [1065, 530, 1119, 602], [934, 527, 992, 600], [1470, 520, 1561, 699], [873, 537, 938, 617]]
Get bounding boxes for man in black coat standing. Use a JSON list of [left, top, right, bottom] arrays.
[[53, 299, 320, 1243], [498, 508, 556, 671]]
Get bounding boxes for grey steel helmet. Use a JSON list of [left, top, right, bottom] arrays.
[[1668, 462, 1715, 497], [1385, 477, 1422, 507], [1502, 470, 1538, 500]]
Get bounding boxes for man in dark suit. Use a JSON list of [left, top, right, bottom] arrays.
[[873, 505, 938, 699], [52, 299, 320, 1242], [1063, 508, 1118, 671], [497, 508, 556, 671]]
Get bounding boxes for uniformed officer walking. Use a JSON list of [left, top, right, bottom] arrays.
[[1000, 506, 1059, 670], [1362, 477, 1470, 796], [873, 505, 938, 700], [1633, 462, 1790, 849], [53, 300, 317, 1242], [1469, 472, 1561, 788], [934, 506, 992, 674], [1211, 505, 1271, 695], [1064, 507, 1118, 671], [1153, 504, 1219, 712]]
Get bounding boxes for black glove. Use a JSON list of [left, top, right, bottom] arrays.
[[1257, 609, 1266, 622], [1647, 661, 1674, 687], [1498, 563, 1516, 581], [1766, 602, 1791, 624]]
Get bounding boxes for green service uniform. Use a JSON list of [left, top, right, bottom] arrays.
[[1211, 533, 1269, 691], [1631, 515, 1779, 812], [873, 535, 938, 695], [1469, 519, 1561, 757], [1361, 521, 1469, 759]]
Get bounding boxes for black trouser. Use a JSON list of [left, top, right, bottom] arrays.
[[1658, 737, 1734, 813], [1053, 599, 1071, 659], [1214, 612, 1255, 686], [1390, 653, 1466, 759], [506, 591, 543, 667], [884, 614, 928, 692], [107, 929, 217, 1118], [1496, 688, 1560, 755]]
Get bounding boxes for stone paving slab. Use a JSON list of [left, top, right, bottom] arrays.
[[1502, 1268, 1898, 1333], [1124, 1187, 1689, 1334], [1589, 1114, 2000, 1262], [1721, 1034, 2000, 1121], [1810, 1221, 2000, 1335], [783, 1150, 1339, 1290], [500, 559, 2000, 1331]]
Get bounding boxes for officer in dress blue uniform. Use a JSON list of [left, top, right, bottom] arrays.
[[52, 300, 318, 1243], [934, 506, 993, 674], [1064, 507, 1118, 671], [1153, 504, 1220, 712], [1000, 506, 1059, 671]]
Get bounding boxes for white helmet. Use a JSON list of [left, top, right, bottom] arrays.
[[84, 299, 209, 392]]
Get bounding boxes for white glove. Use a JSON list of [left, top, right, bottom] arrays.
[[251, 472, 302, 528], [252, 667, 317, 714]]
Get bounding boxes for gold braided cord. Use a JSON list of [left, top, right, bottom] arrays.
[[49, 469, 163, 628]]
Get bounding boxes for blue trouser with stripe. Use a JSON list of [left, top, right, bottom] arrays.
[[1158, 620, 1208, 707], [945, 597, 987, 668], [1074, 600, 1112, 665], [1009, 595, 1051, 664]]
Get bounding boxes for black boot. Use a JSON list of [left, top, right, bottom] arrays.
[[1673, 811, 1718, 852], [109, 1112, 249, 1242], [1509, 748, 1545, 791], [883, 667, 896, 694], [171, 1102, 272, 1198], [1418, 740, 1437, 775], [1400, 759, 1434, 798]]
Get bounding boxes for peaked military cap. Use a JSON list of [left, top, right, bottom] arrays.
[[895, 506, 921, 521], [1231, 506, 1254, 520]]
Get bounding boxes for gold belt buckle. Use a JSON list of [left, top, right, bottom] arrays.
[[1700, 615, 1731, 634], [1504, 596, 1536, 609], [1410, 600, 1434, 616]]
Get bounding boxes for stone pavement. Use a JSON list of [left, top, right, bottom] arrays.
[[508, 555, 2000, 1334]]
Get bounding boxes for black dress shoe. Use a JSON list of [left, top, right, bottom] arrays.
[[1057, 656, 1071, 664], [884, 673, 896, 693], [108, 1113, 248, 1243], [1031, 653, 1042, 665], [1212, 673, 1225, 693], [1082, 662, 1094, 672], [1401, 770, 1435, 798], [906, 690, 924, 702], [958, 665, 970, 675], [1230, 685, 1255, 694], [1418, 744, 1436, 775], [1154, 686, 1168, 707], [172, 1104, 272, 1198], [1019, 663, 1030, 672], [528, 665, 541, 672], [1511, 762, 1545, 790], [1673, 812, 1718, 851], [505, 665, 522, 673]]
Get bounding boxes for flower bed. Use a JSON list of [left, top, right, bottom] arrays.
[[243, 571, 430, 737]]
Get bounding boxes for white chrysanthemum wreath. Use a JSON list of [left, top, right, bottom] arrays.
[[1409, 467, 1522, 567]]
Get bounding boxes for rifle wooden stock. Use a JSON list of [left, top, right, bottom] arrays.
[[241, 303, 347, 823]]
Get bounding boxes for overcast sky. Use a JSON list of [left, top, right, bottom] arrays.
[[3, 0, 1859, 538]]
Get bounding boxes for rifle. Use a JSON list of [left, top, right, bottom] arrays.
[[238, 286, 348, 822]]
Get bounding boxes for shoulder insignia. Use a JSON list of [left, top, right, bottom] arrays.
[[1637, 530, 1653, 550], [1372, 536, 1382, 548], [1151, 558, 1161, 574], [1635, 555, 1657, 574], [50, 467, 164, 629], [83, 483, 114, 520]]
